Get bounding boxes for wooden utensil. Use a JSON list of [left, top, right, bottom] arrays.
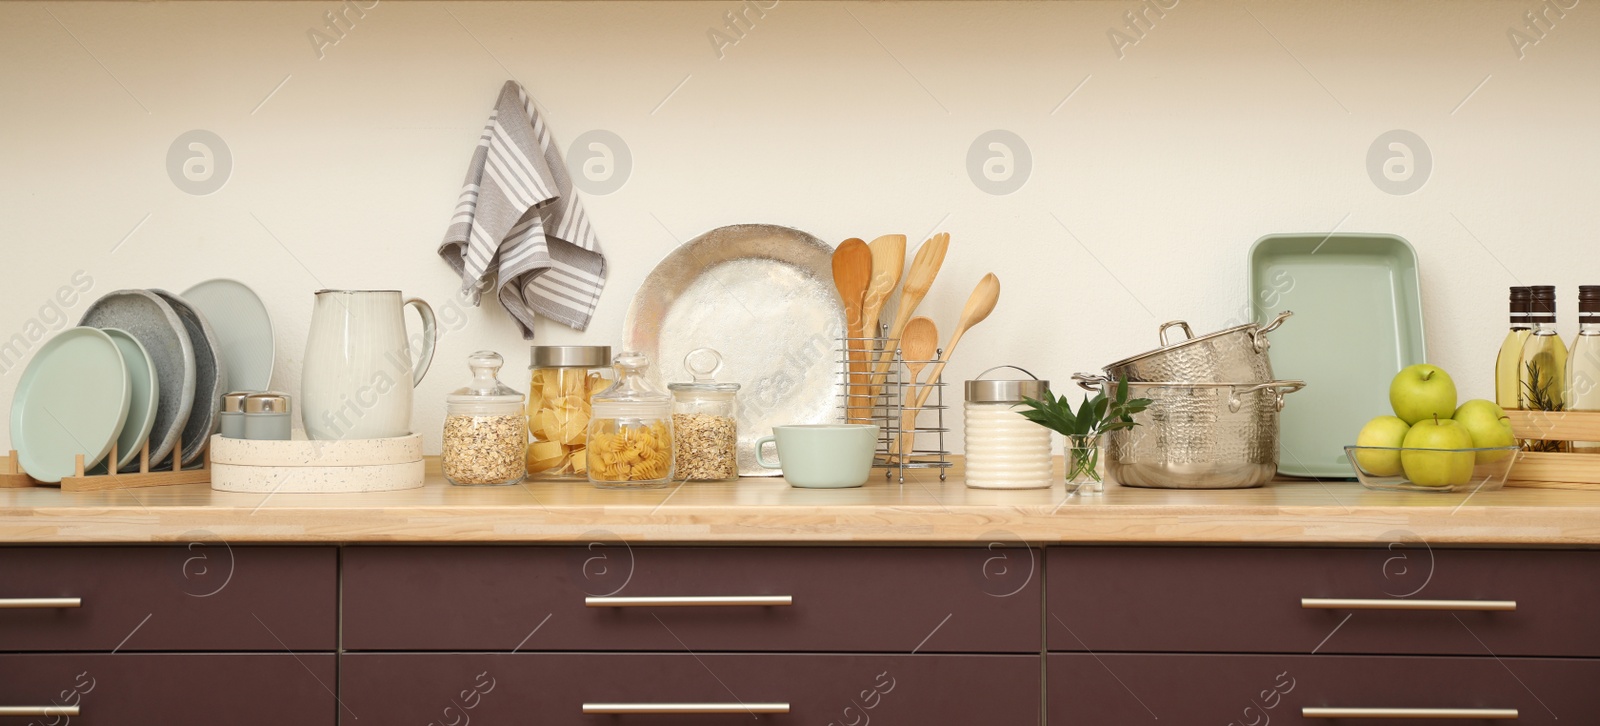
[[873, 233, 949, 386], [891, 316, 939, 461], [912, 273, 1001, 413], [862, 235, 906, 335], [832, 238, 873, 422]]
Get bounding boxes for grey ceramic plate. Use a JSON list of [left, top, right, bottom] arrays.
[[623, 224, 846, 476], [101, 328, 159, 472], [181, 278, 274, 392], [154, 289, 229, 466], [9, 327, 131, 483], [80, 290, 195, 468], [1250, 233, 1426, 479]]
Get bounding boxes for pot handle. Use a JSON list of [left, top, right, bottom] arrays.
[[1072, 372, 1109, 392], [1250, 310, 1294, 353], [1158, 321, 1195, 347], [1227, 379, 1307, 413]]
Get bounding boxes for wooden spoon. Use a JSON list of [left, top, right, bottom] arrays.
[[873, 233, 949, 385], [913, 273, 1001, 412], [831, 238, 872, 422], [891, 316, 939, 461]]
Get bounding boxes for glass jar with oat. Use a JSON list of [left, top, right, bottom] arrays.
[[669, 348, 740, 481], [444, 350, 528, 487], [587, 352, 675, 489], [527, 346, 612, 480]]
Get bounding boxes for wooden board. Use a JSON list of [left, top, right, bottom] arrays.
[[1505, 410, 1600, 490], [1507, 409, 1600, 441]]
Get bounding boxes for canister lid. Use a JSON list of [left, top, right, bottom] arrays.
[[222, 391, 252, 413], [965, 366, 1050, 403], [531, 345, 611, 368], [243, 392, 292, 414], [450, 351, 525, 405], [669, 347, 740, 394]]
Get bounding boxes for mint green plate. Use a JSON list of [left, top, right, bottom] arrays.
[[9, 327, 132, 483], [1250, 234, 1426, 479], [102, 328, 159, 472]]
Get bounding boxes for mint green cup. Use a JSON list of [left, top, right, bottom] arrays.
[[755, 424, 879, 488]]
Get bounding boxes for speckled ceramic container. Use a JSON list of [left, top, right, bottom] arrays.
[[209, 433, 423, 467], [210, 460, 424, 493]]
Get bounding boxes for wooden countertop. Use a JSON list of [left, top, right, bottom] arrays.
[[4, 465, 1600, 545]]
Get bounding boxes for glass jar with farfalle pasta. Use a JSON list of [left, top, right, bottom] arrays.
[[586, 352, 675, 489], [527, 346, 612, 480]]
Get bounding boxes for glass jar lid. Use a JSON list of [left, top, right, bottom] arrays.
[[448, 350, 525, 405], [593, 351, 672, 417], [965, 365, 1050, 404], [530, 345, 612, 368], [669, 347, 740, 396]]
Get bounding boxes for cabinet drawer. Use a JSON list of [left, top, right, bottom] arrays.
[[1049, 653, 1596, 724], [343, 652, 1039, 725], [343, 545, 1040, 652], [0, 546, 336, 651], [1048, 546, 1600, 656], [0, 653, 335, 725]]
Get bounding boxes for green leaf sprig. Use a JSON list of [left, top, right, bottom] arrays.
[[1018, 376, 1152, 439]]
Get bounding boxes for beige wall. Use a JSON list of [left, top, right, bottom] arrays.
[[1, 0, 1595, 454]]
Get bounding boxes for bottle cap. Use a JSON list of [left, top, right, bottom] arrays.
[[1529, 285, 1557, 322], [1510, 286, 1532, 324], [1580, 286, 1600, 316]]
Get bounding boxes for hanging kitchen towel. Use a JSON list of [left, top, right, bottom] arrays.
[[439, 80, 607, 338]]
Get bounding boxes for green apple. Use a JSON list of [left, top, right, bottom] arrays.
[[1390, 364, 1459, 425], [1453, 399, 1517, 464], [1354, 415, 1411, 476], [1401, 416, 1476, 487]]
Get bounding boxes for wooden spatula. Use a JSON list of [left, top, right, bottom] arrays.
[[873, 233, 949, 387], [831, 238, 872, 422]]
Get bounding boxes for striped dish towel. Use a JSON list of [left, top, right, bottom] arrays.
[[439, 81, 607, 338]]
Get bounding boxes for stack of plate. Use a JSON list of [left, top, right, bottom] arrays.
[[7, 280, 274, 483], [209, 434, 425, 493]]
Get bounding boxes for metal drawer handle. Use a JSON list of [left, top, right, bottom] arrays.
[[585, 596, 793, 608], [0, 598, 82, 609], [584, 703, 790, 715], [0, 707, 82, 717], [1304, 707, 1517, 719], [1302, 598, 1516, 612]]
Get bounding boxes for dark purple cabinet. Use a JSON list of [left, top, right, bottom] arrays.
[[342, 545, 1041, 653], [1049, 653, 1598, 725], [0, 653, 336, 725], [342, 653, 1040, 726], [0, 546, 337, 651], [1047, 546, 1600, 657]]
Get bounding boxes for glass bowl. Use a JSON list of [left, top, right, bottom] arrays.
[[1343, 445, 1520, 493]]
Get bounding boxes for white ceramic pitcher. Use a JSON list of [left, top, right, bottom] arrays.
[[301, 290, 437, 440]]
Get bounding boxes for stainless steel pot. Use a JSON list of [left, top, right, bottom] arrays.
[[1074, 374, 1306, 489], [1103, 311, 1293, 383]]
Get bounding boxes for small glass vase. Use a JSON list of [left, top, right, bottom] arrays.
[[1064, 434, 1104, 495]]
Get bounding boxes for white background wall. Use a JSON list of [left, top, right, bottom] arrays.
[[1, 0, 1596, 455]]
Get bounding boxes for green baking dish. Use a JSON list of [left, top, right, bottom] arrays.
[[1250, 233, 1427, 479]]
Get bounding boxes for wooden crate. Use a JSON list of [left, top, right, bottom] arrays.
[[1506, 410, 1600, 490]]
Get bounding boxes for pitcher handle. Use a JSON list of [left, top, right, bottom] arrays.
[[404, 297, 437, 386]]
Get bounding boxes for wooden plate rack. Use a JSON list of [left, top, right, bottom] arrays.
[[1506, 410, 1600, 490], [0, 434, 210, 492]]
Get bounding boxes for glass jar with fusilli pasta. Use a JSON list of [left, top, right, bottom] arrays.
[[586, 352, 675, 489]]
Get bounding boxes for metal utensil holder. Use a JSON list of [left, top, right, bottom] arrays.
[[836, 332, 951, 483]]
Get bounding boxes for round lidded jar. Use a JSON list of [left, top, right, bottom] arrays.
[[527, 346, 612, 480], [444, 350, 528, 487], [669, 348, 740, 481], [964, 367, 1052, 490], [587, 352, 674, 489]]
